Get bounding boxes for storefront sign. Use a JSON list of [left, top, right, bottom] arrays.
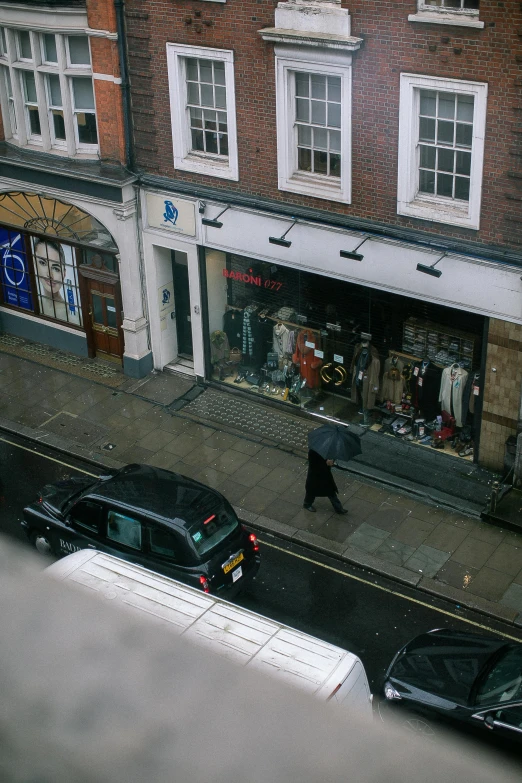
[[146, 193, 196, 236], [158, 281, 174, 332], [222, 268, 283, 291], [0, 230, 33, 311]]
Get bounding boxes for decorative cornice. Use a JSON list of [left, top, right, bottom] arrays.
[[259, 28, 362, 51]]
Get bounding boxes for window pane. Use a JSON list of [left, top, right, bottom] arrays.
[[72, 77, 95, 110], [313, 127, 327, 150], [52, 110, 66, 141], [3, 67, 12, 98], [297, 124, 311, 146], [219, 133, 228, 156], [150, 527, 178, 557], [329, 129, 341, 152], [76, 112, 98, 144], [419, 117, 435, 142], [456, 150, 471, 176], [437, 119, 454, 144], [19, 31, 32, 60], [190, 106, 202, 127], [295, 72, 309, 97], [48, 74, 62, 106], [311, 74, 326, 100], [330, 153, 341, 178], [200, 83, 214, 107], [213, 61, 225, 86], [454, 177, 470, 201], [43, 34, 58, 63], [191, 128, 204, 151], [91, 292, 103, 324], [438, 148, 454, 172], [420, 90, 436, 117], [106, 297, 117, 329], [419, 169, 435, 194], [298, 147, 312, 172], [203, 110, 216, 130], [205, 130, 218, 154], [68, 35, 91, 65], [71, 500, 102, 532], [186, 58, 198, 81], [420, 144, 436, 169], [437, 172, 453, 197], [311, 100, 326, 125], [107, 511, 142, 551], [296, 97, 309, 122], [199, 61, 213, 84], [456, 122, 473, 147], [327, 76, 341, 103], [187, 81, 199, 105], [457, 94, 474, 122], [328, 102, 341, 128], [23, 71, 37, 103], [438, 93, 455, 119], [217, 111, 227, 133], [215, 85, 226, 109], [28, 106, 41, 135], [0, 28, 7, 57], [314, 150, 328, 175]]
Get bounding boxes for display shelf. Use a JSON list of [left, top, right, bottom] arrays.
[[402, 317, 477, 371]]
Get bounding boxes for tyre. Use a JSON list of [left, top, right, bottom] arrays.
[[30, 530, 54, 556], [402, 715, 438, 740]]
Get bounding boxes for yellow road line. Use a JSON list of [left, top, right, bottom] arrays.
[[0, 435, 99, 478], [259, 538, 522, 643]]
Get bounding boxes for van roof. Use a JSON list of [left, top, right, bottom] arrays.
[[47, 550, 358, 695]]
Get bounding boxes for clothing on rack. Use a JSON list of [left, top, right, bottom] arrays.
[[287, 329, 296, 355], [411, 359, 442, 420], [223, 309, 242, 349], [242, 305, 257, 361], [380, 355, 405, 404], [292, 329, 322, 388], [439, 363, 469, 427], [350, 343, 380, 410], [273, 322, 291, 357], [210, 330, 230, 364]]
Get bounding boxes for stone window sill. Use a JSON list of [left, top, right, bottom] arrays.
[[408, 12, 484, 29]]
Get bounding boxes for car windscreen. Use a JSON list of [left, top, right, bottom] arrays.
[[474, 645, 522, 707], [189, 506, 239, 558]]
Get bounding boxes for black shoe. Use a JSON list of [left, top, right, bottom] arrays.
[[303, 504, 316, 512], [335, 508, 348, 515]]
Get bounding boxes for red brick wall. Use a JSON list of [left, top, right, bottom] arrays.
[[125, 0, 522, 250], [89, 33, 126, 164]]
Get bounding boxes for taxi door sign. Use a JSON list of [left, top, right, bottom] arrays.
[[0, 229, 33, 311]]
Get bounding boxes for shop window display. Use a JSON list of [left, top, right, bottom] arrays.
[[204, 250, 485, 461]]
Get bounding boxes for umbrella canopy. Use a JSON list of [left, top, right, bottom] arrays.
[[307, 424, 362, 462]]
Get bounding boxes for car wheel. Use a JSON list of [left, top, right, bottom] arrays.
[[30, 531, 54, 556], [402, 716, 437, 740]]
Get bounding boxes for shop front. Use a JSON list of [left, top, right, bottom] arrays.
[[202, 246, 486, 462]]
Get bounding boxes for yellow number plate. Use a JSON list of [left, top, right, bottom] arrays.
[[223, 552, 244, 574]]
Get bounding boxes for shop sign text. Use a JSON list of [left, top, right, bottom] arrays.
[[222, 268, 283, 291]]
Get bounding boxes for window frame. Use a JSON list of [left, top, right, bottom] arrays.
[[397, 73, 487, 230], [166, 42, 239, 181], [65, 34, 92, 70], [275, 48, 352, 204], [409, 1, 484, 28], [69, 499, 105, 535]]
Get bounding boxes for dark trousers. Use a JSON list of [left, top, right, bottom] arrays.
[[304, 492, 343, 511]]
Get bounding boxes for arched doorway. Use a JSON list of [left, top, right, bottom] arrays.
[[0, 191, 124, 364]]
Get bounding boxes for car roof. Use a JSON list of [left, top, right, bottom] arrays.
[[86, 463, 223, 527]]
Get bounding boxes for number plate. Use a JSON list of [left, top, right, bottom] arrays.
[[232, 566, 243, 583], [223, 552, 244, 574]]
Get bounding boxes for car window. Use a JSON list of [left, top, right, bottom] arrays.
[[70, 500, 104, 533], [494, 705, 522, 730], [107, 510, 142, 551], [149, 526, 179, 560], [189, 506, 239, 559], [475, 647, 522, 707]]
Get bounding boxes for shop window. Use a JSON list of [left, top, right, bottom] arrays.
[[166, 43, 239, 181], [397, 73, 487, 230], [275, 51, 352, 203], [31, 237, 83, 327], [0, 27, 98, 155], [409, 1, 484, 28]]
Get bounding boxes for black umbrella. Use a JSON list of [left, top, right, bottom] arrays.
[[307, 424, 362, 462]]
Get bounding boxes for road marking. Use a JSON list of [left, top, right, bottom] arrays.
[[260, 539, 522, 643], [0, 435, 99, 478]]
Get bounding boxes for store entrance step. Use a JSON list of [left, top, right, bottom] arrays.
[[164, 357, 196, 378]]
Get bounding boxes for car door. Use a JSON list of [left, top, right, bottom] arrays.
[[99, 507, 151, 570], [144, 523, 194, 584], [472, 703, 522, 745], [59, 498, 105, 557]]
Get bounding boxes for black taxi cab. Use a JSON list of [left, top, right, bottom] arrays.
[[22, 463, 260, 595]]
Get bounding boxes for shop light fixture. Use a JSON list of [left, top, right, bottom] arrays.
[[269, 218, 298, 248], [202, 205, 230, 228], [340, 237, 368, 261], [416, 253, 446, 278]]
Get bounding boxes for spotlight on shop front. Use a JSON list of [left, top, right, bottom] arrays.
[[340, 237, 368, 261], [416, 253, 446, 278], [202, 205, 231, 228], [269, 219, 298, 248]]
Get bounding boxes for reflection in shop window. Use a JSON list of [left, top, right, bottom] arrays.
[[32, 238, 82, 326]]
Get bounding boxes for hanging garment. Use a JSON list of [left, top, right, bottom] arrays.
[[411, 359, 442, 420], [439, 364, 469, 427], [242, 306, 256, 361], [223, 309, 242, 349], [287, 329, 296, 355], [292, 329, 322, 388], [210, 330, 230, 364], [380, 355, 405, 404], [273, 323, 291, 357], [350, 343, 381, 410]]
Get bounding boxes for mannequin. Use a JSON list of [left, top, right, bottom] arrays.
[[292, 329, 322, 388], [439, 362, 469, 427], [380, 353, 405, 405], [350, 341, 380, 425], [411, 358, 442, 421], [273, 321, 291, 357]]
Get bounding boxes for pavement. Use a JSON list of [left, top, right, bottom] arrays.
[[1, 333, 522, 630]]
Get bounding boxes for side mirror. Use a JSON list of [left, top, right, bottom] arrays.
[[484, 715, 495, 731]]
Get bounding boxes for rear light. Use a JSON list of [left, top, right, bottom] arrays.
[[38, 495, 43, 504], [249, 533, 259, 552], [199, 575, 211, 593]]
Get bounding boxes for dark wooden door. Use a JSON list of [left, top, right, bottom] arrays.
[[86, 278, 123, 363], [172, 254, 193, 357]]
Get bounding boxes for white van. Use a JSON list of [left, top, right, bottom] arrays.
[[46, 550, 373, 715]]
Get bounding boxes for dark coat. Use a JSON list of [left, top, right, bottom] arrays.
[[305, 449, 338, 497]]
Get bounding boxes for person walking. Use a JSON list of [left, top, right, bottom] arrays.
[[303, 449, 348, 514]]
